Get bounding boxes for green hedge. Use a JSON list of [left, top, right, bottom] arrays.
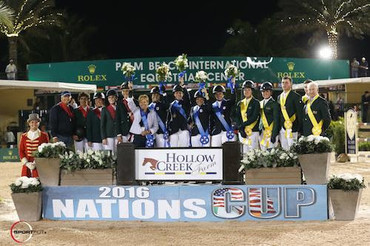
[[359, 142, 370, 151], [326, 118, 345, 155]]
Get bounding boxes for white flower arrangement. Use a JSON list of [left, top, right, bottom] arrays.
[[328, 173, 366, 191], [156, 63, 172, 82], [239, 148, 299, 172], [121, 62, 135, 79], [60, 150, 116, 172], [292, 135, 333, 154], [224, 64, 239, 78], [10, 177, 42, 193], [174, 54, 189, 72], [195, 70, 208, 83], [34, 142, 67, 158]]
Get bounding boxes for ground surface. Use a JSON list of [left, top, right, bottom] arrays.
[[1, 161, 370, 246]]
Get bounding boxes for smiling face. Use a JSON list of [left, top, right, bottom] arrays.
[[196, 97, 204, 106], [215, 92, 224, 101], [282, 78, 292, 92], [243, 88, 252, 98], [79, 96, 89, 107], [61, 95, 71, 104], [94, 98, 104, 108], [174, 91, 183, 101], [308, 83, 318, 98], [28, 120, 39, 131], [261, 90, 272, 99], [139, 98, 149, 111], [107, 95, 117, 105]]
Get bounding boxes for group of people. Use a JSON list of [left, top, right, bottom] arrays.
[[351, 57, 368, 78], [20, 75, 332, 177]]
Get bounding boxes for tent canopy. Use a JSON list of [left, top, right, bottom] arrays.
[[293, 77, 370, 90], [0, 80, 97, 93]]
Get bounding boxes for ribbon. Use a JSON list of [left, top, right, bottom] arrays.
[[125, 74, 136, 82], [306, 95, 323, 136], [227, 77, 235, 94], [149, 103, 170, 147], [280, 91, 296, 138], [178, 70, 186, 79], [239, 98, 258, 145], [140, 109, 154, 148], [260, 101, 274, 148], [212, 102, 234, 140], [78, 106, 89, 118], [193, 106, 209, 145], [172, 101, 187, 120]]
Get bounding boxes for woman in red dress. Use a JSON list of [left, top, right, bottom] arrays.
[[19, 113, 49, 177]]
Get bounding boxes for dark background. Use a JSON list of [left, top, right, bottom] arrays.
[[54, 0, 370, 61]]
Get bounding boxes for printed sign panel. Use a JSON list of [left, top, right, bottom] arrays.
[[28, 57, 349, 87], [345, 109, 358, 155], [0, 148, 19, 162], [135, 148, 223, 180], [43, 185, 328, 221]]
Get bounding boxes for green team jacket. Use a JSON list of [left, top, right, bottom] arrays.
[[73, 107, 89, 138], [260, 98, 280, 140], [86, 108, 102, 143], [100, 105, 118, 139], [277, 90, 304, 133], [303, 96, 331, 136], [235, 97, 260, 137]]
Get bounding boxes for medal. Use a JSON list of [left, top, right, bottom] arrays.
[[226, 130, 234, 140], [264, 129, 272, 138], [200, 135, 209, 145], [312, 126, 322, 136]]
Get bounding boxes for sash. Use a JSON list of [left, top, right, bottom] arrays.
[[306, 95, 323, 136], [140, 109, 154, 147], [172, 101, 187, 120], [280, 91, 296, 138], [212, 101, 234, 140], [240, 98, 258, 145], [94, 108, 101, 119], [123, 99, 134, 123], [59, 102, 74, 118], [106, 105, 116, 120], [149, 102, 170, 147], [302, 95, 309, 104], [193, 105, 209, 145], [260, 101, 274, 147], [79, 106, 89, 118]]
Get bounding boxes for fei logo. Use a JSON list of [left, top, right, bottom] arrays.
[[212, 187, 316, 219]]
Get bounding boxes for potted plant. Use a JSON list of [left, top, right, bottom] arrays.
[[10, 177, 43, 221], [328, 173, 366, 220], [291, 135, 333, 184], [239, 148, 301, 185], [34, 142, 67, 186], [60, 150, 117, 185]]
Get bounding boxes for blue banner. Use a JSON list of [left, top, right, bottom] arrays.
[[43, 185, 327, 221]]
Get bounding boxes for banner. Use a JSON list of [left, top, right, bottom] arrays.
[[345, 109, 358, 156], [135, 148, 223, 180], [0, 148, 19, 162], [27, 57, 349, 87], [42, 185, 328, 221]]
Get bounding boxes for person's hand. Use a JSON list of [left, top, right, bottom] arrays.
[[26, 161, 36, 170], [128, 81, 133, 90], [117, 136, 123, 143], [88, 142, 92, 147], [179, 76, 184, 86], [102, 139, 107, 145]]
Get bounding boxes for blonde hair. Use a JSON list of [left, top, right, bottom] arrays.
[[138, 94, 149, 102]]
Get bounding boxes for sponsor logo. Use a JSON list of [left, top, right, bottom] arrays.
[[10, 221, 46, 243]]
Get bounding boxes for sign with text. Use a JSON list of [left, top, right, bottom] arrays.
[[0, 148, 19, 162], [135, 148, 223, 180], [42, 185, 328, 221], [345, 109, 358, 155], [28, 57, 349, 87]]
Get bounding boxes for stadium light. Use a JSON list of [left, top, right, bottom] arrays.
[[318, 46, 333, 59]]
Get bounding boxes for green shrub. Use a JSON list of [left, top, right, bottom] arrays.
[[326, 118, 345, 155], [359, 142, 370, 151]]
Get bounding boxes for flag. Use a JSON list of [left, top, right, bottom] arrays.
[[213, 188, 244, 218], [248, 188, 276, 217]]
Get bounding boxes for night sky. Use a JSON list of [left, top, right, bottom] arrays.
[[55, 0, 370, 61]]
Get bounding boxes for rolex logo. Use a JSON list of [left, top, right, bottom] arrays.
[[88, 64, 96, 74], [287, 62, 295, 71]]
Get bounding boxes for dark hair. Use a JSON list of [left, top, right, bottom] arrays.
[[78, 92, 90, 100], [304, 79, 313, 84], [282, 76, 292, 83]]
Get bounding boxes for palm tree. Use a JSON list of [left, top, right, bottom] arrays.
[[0, 0, 63, 64], [222, 19, 309, 57], [276, 0, 370, 59], [0, 1, 13, 26]]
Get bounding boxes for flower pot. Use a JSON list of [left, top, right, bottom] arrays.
[[11, 192, 42, 221], [245, 166, 301, 185], [329, 189, 362, 221], [35, 158, 60, 186], [298, 152, 330, 184], [60, 169, 113, 185]]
